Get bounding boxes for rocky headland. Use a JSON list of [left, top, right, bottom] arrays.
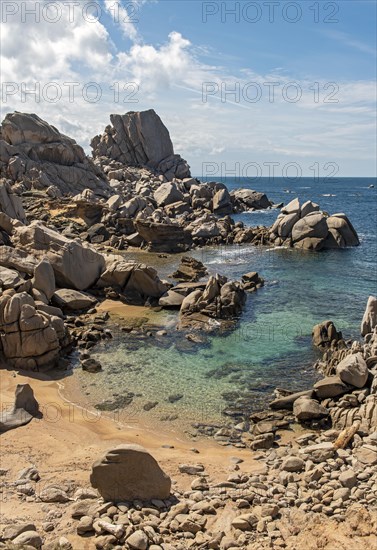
[[0, 109, 375, 550]]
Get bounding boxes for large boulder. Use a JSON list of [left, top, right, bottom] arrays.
[[0, 291, 67, 369], [91, 110, 190, 180], [13, 222, 106, 290], [336, 353, 369, 388], [326, 213, 360, 247], [90, 444, 171, 502], [291, 212, 328, 243], [0, 112, 110, 196], [32, 258, 55, 300], [361, 296, 377, 336], [313, 376, 350, 399]]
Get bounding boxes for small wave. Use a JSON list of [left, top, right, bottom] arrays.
[[265, 246, 289, 251], [243, 209, 275, 214], [322, 194, 336, 197], [299, 187, 311, 189]]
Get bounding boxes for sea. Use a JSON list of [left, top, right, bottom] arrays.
[[72, 177, 377, 434]]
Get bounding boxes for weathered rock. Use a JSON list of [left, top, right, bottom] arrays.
[[126, 530, 149, 550], [159, 290, 184, 308], [336, 353, 369, 388], [281, 456, 305, 472], [32, 258, 55, 300], [0, 179, 26, 222], [314, 376, 350, 399], [293, 396, 328, 421], [312, 320, 342, 349], [13, 221, 106, 290], [300, 442, 335, 462], [213, 188, 232, 214], [232, 189, 272, 210], [91, 110, 190, 180], [1, 112, 110, 196], [0, 266, 23, 289], [326, 213, 360, 247], [361, 296, 377, 336], [12, 530, 42, 548], [2, 523, 37, 541], [171, 256, 208, 282], [154, 182, 184, 207], [136, 220, 192, 253], [90, 444, 171, 502], [0, 291, 66, 369], [270, 390, 314, 410], [231, 513, 258, 531], [52, 289, 97, 311]]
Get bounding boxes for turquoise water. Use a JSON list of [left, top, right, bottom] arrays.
[[76, 178, 377, 432]]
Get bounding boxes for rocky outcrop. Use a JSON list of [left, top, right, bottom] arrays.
[[0, 384, 39, 432], [91, 110, 190, 181], [269, 198, 359, 250], [90, 444, 171, 502], [0, 291, 68, 369], [179, 274, 246, 331], [0, 112, 110, 196]]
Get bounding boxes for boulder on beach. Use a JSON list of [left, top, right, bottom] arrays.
[[336, 353, 369, 388], [90, 444, 171, 502], [293, 396, 329, 421]]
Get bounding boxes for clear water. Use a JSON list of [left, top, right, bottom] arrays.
[[74, 178, 377, 433]]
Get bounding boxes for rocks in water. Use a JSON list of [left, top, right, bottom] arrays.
[[269, 198, 359, 250], [91, 110, 190, 180], [361, 295, 377, 336], [90, 444, 171, 502], [81, 358, 102, 373], [0, 112, 109, 196], [179, 274, 246, 331], [312, 320, 343, 349], [13, 221, 106, 290], [293, 396, 328, 421], [241, 271, 264, 292], [0, 383, 39, 433], [159, 290, 184, 309], [52, 289, 97, 311], [0, 291, 67, 369], [270, 390, 313, 410], [336, 352, 369, 388], [171, 256, 208, 282]]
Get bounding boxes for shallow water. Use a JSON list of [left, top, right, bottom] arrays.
[[74, 178, 377, 433]]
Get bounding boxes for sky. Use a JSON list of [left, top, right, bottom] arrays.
[[0, 0, 376, 177]]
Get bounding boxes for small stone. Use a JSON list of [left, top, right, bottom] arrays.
[[231, 513, 258, 531], [281, 456, 305, 472], [339, 469, 357, 488], [77, 515, 94, 535], [127, 529, 149, 550]]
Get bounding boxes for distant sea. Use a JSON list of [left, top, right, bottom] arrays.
[[73, 177, 377, 432]]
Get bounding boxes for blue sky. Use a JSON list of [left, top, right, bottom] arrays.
[[1, 0, 376, 176]]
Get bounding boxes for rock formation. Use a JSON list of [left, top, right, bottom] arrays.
[[0, 112, 110, 196], [90, 444, 171, 502], [91, 110, 191, 181], [269, 198, 360, 250]]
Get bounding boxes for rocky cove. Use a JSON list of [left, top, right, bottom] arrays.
[[0, 110, 376, 550]]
